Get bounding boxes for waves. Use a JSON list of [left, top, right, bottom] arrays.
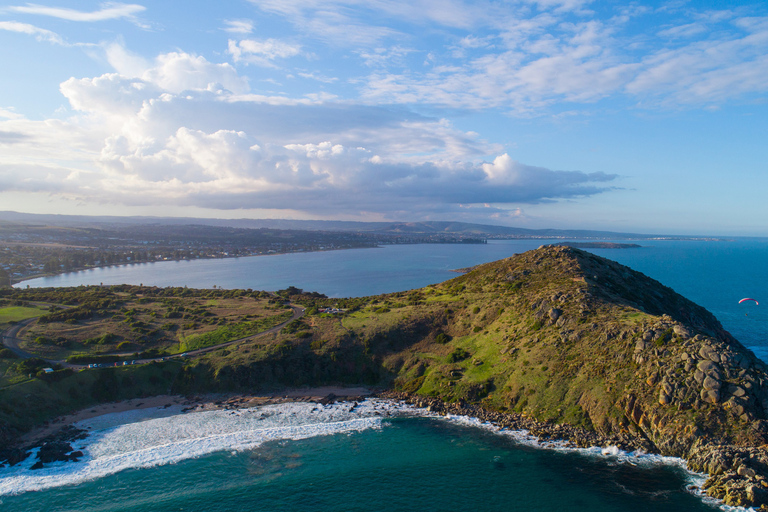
[[0, 400, 417, 496], [0, 398, 736, 510]]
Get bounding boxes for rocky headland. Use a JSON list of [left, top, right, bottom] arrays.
[[3, 245, 768, 507]]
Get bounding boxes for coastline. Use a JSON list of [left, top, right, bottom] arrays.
[[18, 387, 374, 446], [1, 388, 737, 510], [8, 246, 381, 288]]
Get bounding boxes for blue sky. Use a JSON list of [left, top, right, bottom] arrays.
[[0, 1, 767, 235]]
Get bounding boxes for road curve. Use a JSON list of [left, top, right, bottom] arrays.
[[1, 305, 306, 371]]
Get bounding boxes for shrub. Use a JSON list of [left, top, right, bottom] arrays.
[[0, 348, 18, 359], [435, 333, 451, 344], [654, 328, 675, 347], [448, 348, 470, 363]]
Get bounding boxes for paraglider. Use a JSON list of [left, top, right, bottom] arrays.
[[739, 298, 759, 316]]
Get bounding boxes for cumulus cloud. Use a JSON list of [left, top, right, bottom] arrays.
[[0, 50, 618, 218]]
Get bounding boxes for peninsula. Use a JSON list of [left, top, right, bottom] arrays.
[[1, 245, 767, 507]]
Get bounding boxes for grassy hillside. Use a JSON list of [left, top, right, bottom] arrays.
[[4, 246, 768, 506]]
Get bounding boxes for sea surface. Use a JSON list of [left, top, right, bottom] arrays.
[[8, 237, 768, 511], [0, 401, 715, 512]]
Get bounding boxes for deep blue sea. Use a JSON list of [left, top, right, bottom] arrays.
[[8, 237, 768, 511]]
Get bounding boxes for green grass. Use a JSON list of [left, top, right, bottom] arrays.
[[0, 306, 47, 325], [179, 310, 292, 351]]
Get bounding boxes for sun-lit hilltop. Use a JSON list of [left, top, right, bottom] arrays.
[[3, 245, 768, 506]]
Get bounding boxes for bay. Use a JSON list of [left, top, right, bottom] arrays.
[[0, 402, 712, 512]]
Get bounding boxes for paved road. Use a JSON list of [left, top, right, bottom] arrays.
[[1, 305, 306, 370], [1, 318, 38, 359]]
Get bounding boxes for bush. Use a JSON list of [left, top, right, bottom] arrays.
[[16, 357, 49, 375], [0, 348, 18, 359], [435, 333, 451, 344], [66, 354, 122, 364], [84, 333, 118, 346], [448, 348, 470, 363], [36, 368, 74, 383]]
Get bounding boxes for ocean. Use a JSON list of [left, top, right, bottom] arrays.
[[0, 402, 714, 511], [7, 237, 768, 510]]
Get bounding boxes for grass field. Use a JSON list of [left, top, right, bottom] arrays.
[[0, 305, 47, 326]]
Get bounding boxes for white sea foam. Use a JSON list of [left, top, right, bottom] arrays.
[[0, 399, 419, 496], [0, 399, 750, 511]]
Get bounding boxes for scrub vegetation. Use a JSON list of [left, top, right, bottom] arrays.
[[4, 246, 768, 508]]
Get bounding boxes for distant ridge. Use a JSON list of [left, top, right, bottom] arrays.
[[0, 211, 717, 240]]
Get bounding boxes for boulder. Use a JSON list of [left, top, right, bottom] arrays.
[[703, 376, 721, 391]]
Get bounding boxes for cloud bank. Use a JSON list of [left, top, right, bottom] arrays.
[[0, 50, 617, 219]]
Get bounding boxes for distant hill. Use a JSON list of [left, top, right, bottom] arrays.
[[0, 211, 716, 240]]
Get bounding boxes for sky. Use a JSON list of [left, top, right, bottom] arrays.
[[0, 1, 767, 235]]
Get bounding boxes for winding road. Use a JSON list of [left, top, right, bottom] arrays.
[[1, 305, 306, 370]]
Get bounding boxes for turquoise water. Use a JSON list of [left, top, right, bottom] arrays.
[[0, 409, 712, 512]]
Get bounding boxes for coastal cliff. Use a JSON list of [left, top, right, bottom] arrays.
[[3, 245, 768, 507]]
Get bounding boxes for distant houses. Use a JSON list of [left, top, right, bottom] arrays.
[[317, 307, 344, 314]]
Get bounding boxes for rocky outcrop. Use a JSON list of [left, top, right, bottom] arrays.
[[395, 245, 768, 508], [0, 425, 88, 469]]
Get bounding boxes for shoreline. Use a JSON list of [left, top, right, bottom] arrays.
[[5, 389, 762, 508], [2, 388, 738, 510], [18, 387, 375, 445], [8, 246, 381, 288]]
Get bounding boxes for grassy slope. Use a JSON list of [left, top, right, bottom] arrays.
[[2, 246, 766, 459]]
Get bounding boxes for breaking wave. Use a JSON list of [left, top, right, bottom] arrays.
[[0, 399, 418, 496]]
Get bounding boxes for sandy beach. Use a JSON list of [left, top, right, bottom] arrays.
[[20, 387, 374, 445]]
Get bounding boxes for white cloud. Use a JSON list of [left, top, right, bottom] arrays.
[[104, 41, 150, 77], [143, 52, 249, 94], [657, 22, 707, 39], [7, 2, 146, 22], [0, 50, 618, 218], [627, 16, 768, 105], [223, 19, 253, 34], [0, 107, 25, 120], [228, 39, 302, 66], [0, 20, 64, 44]]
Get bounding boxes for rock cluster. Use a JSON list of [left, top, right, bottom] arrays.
[[0, 425, 87, 469]]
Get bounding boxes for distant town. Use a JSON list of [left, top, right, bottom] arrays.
[[0, 221, 484, 285], [0, 211, 725, 286]]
